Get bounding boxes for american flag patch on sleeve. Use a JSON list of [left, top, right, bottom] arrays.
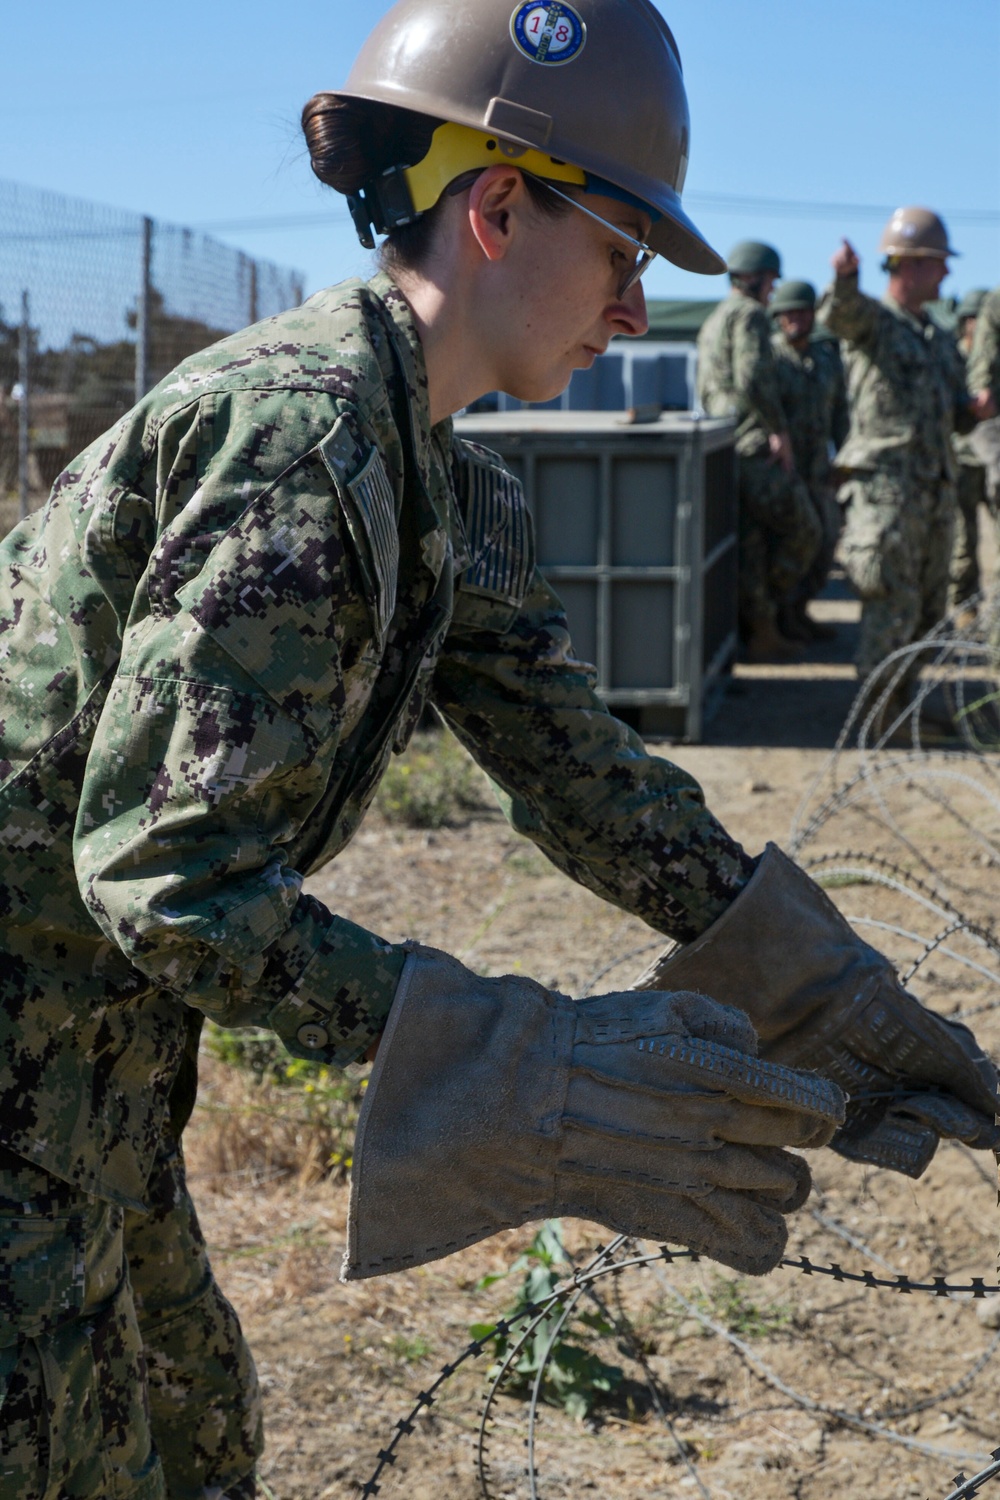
[[455, 441, 534, 606], [346, 448, 400, 638]]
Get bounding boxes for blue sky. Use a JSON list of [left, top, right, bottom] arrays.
[[2, 0, 999, 315]]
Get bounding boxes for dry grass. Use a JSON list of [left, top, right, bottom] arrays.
[[189, 1051, 366, 1191], [181, 750, 1000, 1499]]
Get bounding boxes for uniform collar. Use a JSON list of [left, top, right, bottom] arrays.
[[883, 293, 934, 336], [367, 271, 456, 572], [367, 271, 456, 479], [775, 332, 813, 363], [729, 285, 769, 308]]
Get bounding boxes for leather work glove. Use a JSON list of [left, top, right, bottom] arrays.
[[343, 944, 845, 1282], [636, 844, 1000, 1178]]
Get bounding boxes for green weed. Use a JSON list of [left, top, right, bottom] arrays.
[[201, 1023, 366, 1180], [375, 730, 489, 829], [471, 1220, 623, 1420], [687, 1274, 791, 1339], [388, 1333, 432, 1363]]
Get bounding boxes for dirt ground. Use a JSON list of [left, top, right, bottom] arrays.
[[181, 569, 1000, 1500]]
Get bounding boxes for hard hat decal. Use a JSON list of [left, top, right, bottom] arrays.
[[510, 3, 587, 66]]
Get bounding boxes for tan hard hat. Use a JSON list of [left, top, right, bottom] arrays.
[[338, 0, 724, 275], [878, 206, 958, 261]]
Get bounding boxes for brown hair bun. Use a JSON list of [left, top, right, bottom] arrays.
[[301, 94, 441, 196]]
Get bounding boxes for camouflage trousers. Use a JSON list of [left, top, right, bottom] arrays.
[[948, 461, 990, 609], [839, 471, 956, 681], [800, 482, 843, 603], [0, 1139, 262, 1500], [738, 453, 823, 629]]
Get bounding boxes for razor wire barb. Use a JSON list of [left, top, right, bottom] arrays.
[[940, 1453, 1000, 1500]]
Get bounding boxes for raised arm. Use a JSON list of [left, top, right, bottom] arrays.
[[817, 239, 881, 346]]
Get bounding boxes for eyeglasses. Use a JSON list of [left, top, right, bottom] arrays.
[[530, 176, 658, 299]]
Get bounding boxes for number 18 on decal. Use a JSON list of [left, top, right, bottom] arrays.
[[510, 2, 587, 65]]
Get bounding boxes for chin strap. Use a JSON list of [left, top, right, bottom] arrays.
[[348, 166, 420, 250]]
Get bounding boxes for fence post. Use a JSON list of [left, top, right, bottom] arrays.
[[249, 258, 258, 325], [18, 289, 30, 522], [134, 215, 152, 402]]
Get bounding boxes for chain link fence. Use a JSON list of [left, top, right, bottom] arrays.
[[0, 178, 304, 531]]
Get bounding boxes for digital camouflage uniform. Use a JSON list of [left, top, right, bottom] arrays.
[[697, 289, 820, 630], [0, 273, 754, 1496], [818, 273, 973, 678], [968, 286, 1000, 404], [771, 331, 849, 601], [949, 335, 990, 610], [0, 1142, 260, 1500], [967, 287, 1000, 510]]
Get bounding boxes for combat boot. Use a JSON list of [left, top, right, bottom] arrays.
[[775, 601, 811, 644], [743, 620, 803, 663]]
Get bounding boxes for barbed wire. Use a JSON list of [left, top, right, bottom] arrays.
[[879, 1331, 1000, 1422], [645, 1256, 997, 1468], [358, 616, 1000, 1499], [357, 1241, 1000, 1496], [940, 1453, 1000, 1500]]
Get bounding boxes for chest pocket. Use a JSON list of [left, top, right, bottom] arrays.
[[318, 416, 400, 645], [450, 439, 535, 634]]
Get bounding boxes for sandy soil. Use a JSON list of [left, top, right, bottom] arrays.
[[183, 571, 1000, 1500]]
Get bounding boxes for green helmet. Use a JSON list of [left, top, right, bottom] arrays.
[[727, 240, 781, 276], [770, 279, 816, 314], [957, 288, 988, 321]]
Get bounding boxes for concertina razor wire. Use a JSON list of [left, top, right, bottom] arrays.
[[357, 603, 1000, 1500]]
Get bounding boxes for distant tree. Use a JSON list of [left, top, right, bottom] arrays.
[[0, 301, 32, 395], [126, 286, 228, 389]]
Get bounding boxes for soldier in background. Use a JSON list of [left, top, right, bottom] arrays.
[[697, 240, 821, 662], [967, 285, 1000, 509], [949, 288, 990, 627], [969, 285, 1000, 413], [770, 279, 849, 641], [818, 210, 976, 711]]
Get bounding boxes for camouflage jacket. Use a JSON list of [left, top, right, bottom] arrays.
[[817, 274, 972, 484], [953, 338, 985, 469], [967, 286, 1000, 404], [696, 290, 786, 458], [771, 332, 849, 491], [0, 272, 753, 1210]]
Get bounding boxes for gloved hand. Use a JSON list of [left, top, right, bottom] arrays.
[[343, 944, 845, 1282], [636, 844, 1000, 1177]]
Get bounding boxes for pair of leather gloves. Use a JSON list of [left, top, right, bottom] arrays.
[[343, 846, 999, 1282]]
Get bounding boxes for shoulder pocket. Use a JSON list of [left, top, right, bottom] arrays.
[[171, 410, 400, 733], [451, 441, 534, 632], [319, 415, 399, 642]]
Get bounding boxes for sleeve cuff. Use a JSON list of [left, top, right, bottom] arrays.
[[266, 921, 408, 1067]]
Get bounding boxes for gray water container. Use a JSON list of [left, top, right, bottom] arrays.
[[491, 342, 698, 415], [453, 410, 737, 741]]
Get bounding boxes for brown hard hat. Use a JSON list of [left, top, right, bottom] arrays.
[[338, 0, 724, 275], [878, 206, 958, 261]]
